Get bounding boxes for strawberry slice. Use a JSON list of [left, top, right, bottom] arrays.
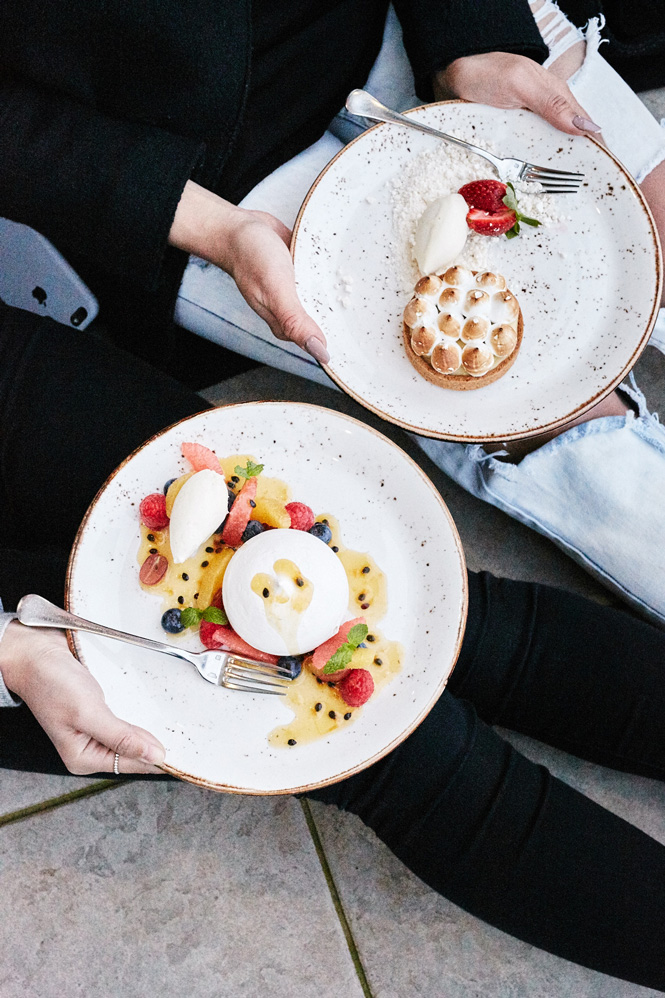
[[199, 621, 278, 664], [309, 616, 366, 683], [221, 476, 257, 547], [466, 208, 516, 237], [458, 179, 507, 213], [181, 441, 223, 474]]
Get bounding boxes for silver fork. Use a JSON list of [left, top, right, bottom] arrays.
[[345, 89, 584, 193], [17, 594, 292, 696]]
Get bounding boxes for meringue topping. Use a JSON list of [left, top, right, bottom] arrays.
[[403, 268, 521, 379]]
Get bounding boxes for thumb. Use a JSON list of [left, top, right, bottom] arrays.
[[81, 702, 166, 771], [520, 69, 601, 137], [264, 285, 330, 364]]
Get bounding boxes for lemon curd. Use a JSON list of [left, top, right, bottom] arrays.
[[138, 460, 402, 746]]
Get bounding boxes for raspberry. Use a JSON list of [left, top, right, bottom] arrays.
[[181, 441, 223, 474], [338, 669, 375, 707], [139, 493, 169, 530], [285, 501, 315, 531]]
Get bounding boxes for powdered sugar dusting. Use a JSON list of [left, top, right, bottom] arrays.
[[390, 143, 563, 291]]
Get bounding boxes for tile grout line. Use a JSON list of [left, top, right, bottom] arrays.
[[300, 798, 375, 998], [0, 779, 126, 828]]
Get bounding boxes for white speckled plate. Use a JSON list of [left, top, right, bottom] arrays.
[[66, 403, 467, 795], [292, 102, 662, 441]]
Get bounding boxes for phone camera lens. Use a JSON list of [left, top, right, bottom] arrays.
[[70, 307, 88, 327]]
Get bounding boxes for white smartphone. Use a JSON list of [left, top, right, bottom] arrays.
[[0, 218, 98, 329]]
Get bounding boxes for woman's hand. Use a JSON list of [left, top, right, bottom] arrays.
[[169, 181, 329, 363], [433, 52, 600, 136], [0, 622, 165, 775]]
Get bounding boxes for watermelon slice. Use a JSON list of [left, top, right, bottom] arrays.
[[199, 621, 279, 664], [309, 616, 366, 683], [181, 441, 223, 474], [221, 476, 257, 547]]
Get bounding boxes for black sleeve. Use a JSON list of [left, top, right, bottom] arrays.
[[0, 82, 205, 292], [392, 0, 549, 77]]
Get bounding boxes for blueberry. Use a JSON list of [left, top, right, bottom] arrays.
[[309, 522, 332, 544], [241, 520, 265, 543], [227, 487, 236, 510], [277, 655, 303, 679], [163, 478, 176, 495], [161, 608, 184, 634]]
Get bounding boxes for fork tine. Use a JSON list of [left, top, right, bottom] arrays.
[[237, 662, 294, 679], [226, 665, 292, 688], [537, 184, 583, 194], [223, 678, 287, 696], [226, 653, 294, 678], [525, 173, 583, 186], [527, 165, 585, 179]]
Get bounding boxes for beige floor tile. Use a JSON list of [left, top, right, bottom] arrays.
[[0, 781, 365, 998]]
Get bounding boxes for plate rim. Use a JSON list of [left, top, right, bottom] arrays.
[[65, 399, 469, 795], [291, 99, 663, 442]]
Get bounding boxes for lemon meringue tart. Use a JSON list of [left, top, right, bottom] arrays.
[[402, 266, 523, 390]]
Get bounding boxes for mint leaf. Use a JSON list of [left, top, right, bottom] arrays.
[[502, 182, 518, 212], [323, 644, 354, 674], [180, 607, 202, 628], [201, 605, 228, 626], [502, 182, 542, 239], [234, 460, 264, 479], [346, 623, 368, 648]]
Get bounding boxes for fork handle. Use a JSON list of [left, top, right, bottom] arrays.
[[17, 594, 198, 666], [345, 89, 501, 176]]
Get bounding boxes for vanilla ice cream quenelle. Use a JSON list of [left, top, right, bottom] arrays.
[[222, 528, 350, 656], [413, 192, 468, 276]]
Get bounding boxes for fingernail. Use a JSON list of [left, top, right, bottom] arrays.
[[572, 114, 601, 133], [305, 336, 330, 365]]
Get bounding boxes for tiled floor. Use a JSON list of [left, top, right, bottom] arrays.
[[2, 346, 665, 996]]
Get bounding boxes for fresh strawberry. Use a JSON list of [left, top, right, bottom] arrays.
[[338, 669, 375, 707], [285, 501, 315, 532], [466, 208, 516, 236], [458, 179, 507, 213], [310, 616, 366, 682], [221, 476, 258, 547], [210, 587, 224, 609], [139, 493, 169, 530], [199, 621, 278, 664], [181, 441, 223, 474]]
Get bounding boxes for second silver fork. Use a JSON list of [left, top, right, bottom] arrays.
[[17, 594, 293, 696], [345, 89, 585, 193]]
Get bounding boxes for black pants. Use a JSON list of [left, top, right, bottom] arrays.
[[2, 307, 665, 990]]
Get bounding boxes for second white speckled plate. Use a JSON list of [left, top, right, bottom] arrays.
[[292, 102, 662, 441], [66, 403, 467, 794]]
